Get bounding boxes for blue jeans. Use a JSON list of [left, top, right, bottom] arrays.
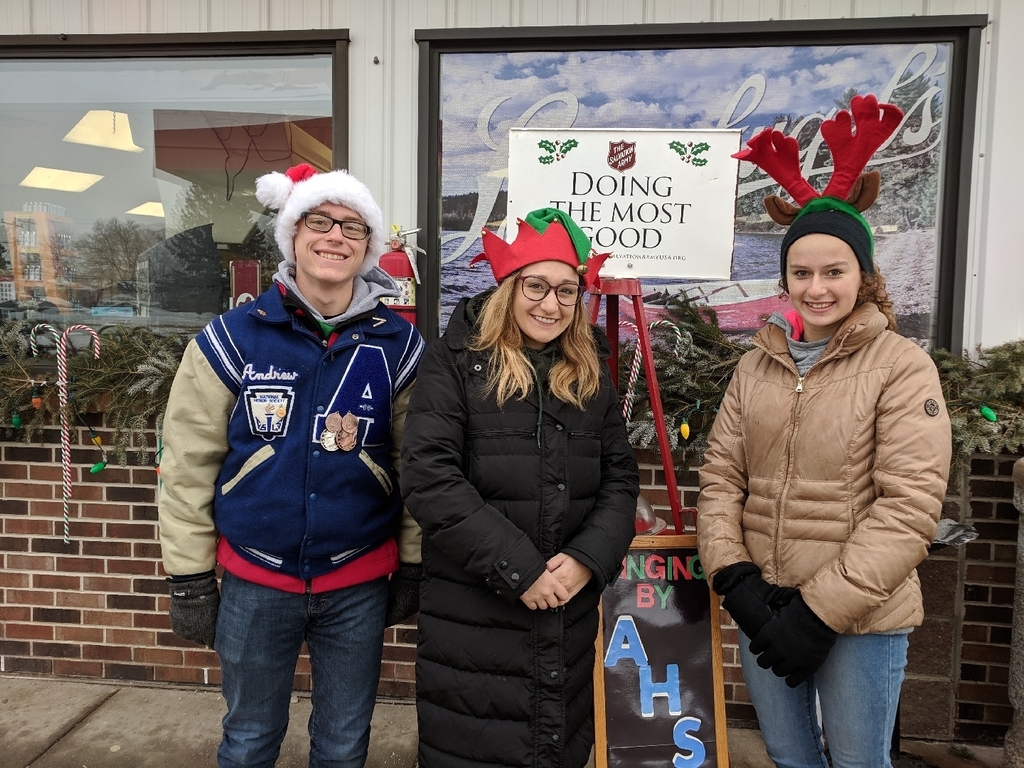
[[215, 572, 388, 768], [739, 629, 909, 768]]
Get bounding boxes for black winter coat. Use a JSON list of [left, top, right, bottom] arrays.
[[400, 298, 639, 768]]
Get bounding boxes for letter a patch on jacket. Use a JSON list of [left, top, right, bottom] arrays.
[[244, 385, 295, 440]]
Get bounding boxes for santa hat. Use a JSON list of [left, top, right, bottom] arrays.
[[255, 163, 386, 274], [470, 207, 610, 291], [732, 94, 904, 275]]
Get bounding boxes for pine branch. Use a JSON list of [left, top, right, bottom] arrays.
[[3, 308, 1023, 481], [618, 294, 1024, 481], [618, 293, 750, 471], [1, 320, 191, 459]]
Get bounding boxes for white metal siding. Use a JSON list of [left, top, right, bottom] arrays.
[[0, 0, 1018, 347]]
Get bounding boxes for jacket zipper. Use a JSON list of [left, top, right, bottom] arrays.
[[776, 374, 805, 573], [757, 324, 856, 576]]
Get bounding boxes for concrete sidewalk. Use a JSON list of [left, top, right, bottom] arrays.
[[0, 674, 1004, 768]]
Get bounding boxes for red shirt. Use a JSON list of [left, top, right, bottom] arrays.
[[218, 536, 397, 594]]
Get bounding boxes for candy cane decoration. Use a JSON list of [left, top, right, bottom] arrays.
[[619, 321, 642, 423], [648, 319, 684, 356], [619, 320, 686, 423], [30, 323, 61, 357], [57, 325, 101, 544]]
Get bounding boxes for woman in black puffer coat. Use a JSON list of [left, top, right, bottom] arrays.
[[400, 208, 639, 768]]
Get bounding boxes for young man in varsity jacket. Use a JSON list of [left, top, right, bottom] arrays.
[[158, 163, 424, 768]]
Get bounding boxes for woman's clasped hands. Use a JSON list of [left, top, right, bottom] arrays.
[[519, 553, 593, 610]]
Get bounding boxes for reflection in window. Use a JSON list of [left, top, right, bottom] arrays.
[[0, 56, 333, 331]]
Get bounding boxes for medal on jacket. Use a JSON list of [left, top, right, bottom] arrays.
[[319, 428, 339, 451], [338, 412, 358, 451], [319, 411, 358, 452]]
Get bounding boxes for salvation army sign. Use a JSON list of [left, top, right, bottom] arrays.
[[507, 129, 740, 280], [595, 534, 728, 768]]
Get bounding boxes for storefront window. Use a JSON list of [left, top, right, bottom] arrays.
[[0, 54, 333, 332]]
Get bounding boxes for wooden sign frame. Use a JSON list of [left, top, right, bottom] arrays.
[[594, 533, 728, 767]]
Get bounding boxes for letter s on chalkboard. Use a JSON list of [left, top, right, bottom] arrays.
[[672, 716, 706, 767]]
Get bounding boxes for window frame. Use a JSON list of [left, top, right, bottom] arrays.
[[0, 29, 350, 327]]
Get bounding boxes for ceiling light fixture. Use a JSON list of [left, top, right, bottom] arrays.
[[63, 110, 144, 153], [20, 167, 103, 192], [126, 202, 165, 217]]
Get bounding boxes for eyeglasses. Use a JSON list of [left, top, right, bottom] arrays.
[[301, 212, 371, 241], [517, 275, 582, 306]]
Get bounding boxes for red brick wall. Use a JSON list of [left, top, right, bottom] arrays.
[[0, 418, 415, 698], [898, 451, 1020, 744], [954, 453, 1020, 742], [1, 429, 1019, 744]]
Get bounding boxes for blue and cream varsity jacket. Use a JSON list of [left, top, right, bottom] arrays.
[[158, 284, 424, 580]]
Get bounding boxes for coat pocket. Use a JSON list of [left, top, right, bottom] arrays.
[[221, 444, 276, 495], [359, 450, 393, 495]]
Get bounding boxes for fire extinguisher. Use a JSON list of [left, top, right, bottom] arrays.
[[379, 225, 423, 325]]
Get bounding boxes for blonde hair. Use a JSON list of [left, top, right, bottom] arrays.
[[469, 271, 602, 409]]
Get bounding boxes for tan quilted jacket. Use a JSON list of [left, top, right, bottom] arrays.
[[697, 304, 951, 634]]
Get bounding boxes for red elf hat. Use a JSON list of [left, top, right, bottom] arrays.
[[470, 207, 610, 291]]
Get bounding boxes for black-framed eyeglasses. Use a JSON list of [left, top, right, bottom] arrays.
[[517, 275, 582, 307], [301, 211, 371, 240]]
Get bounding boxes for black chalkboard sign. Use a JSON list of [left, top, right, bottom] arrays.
[[594, 534, 728, 767]]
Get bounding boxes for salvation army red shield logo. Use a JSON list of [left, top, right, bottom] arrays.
[[607, 141, 637, 172]]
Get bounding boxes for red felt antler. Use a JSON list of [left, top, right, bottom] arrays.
[[733, 128, 818, 207], [820, 94, 903, 200]]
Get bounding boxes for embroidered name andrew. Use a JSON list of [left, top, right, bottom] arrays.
[[242, 364, 300, 381]]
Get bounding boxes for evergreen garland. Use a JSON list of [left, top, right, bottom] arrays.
[[2, 311, 1022, 481], [617, 295, 1024, 480], [1, 320, 190, 465], [932, 342, 1024, 482], [617, 294, 750, 472]]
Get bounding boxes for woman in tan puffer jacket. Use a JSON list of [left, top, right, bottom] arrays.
[[697, 96, 951, 768]]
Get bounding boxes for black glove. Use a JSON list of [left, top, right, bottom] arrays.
[[167, 571, 219, 648], [749, 594, 838, 688], [385, 563, 422, 627], [713, 562, 800, 641]]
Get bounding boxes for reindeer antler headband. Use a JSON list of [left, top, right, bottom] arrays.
[[732, 94, 904, 274]]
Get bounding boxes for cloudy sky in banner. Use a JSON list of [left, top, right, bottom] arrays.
[[440, 43, 948, 195]]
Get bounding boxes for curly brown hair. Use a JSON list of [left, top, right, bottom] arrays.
[[856, 266, 898, 332]]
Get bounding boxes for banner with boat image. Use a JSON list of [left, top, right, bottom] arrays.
[[436, 41, 949, 347]]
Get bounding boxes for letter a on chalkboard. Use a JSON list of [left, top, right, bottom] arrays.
[[604, 615, 649, 667]]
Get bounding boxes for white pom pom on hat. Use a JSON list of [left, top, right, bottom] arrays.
[[255, 163, 386, 274]]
